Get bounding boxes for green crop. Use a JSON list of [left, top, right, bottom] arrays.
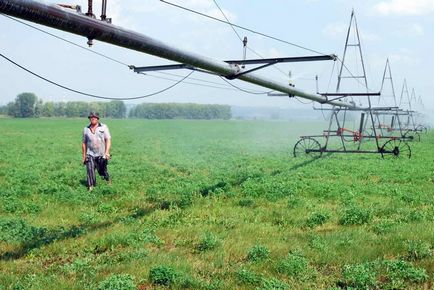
[[0, 118, 432, 289]]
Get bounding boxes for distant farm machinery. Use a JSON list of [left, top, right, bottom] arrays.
[[293, 102, 428, 159], [292, 11, 427, 159], [293, 105, 413, 159]]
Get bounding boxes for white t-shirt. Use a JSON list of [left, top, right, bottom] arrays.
[[82, 123, 111, 157]]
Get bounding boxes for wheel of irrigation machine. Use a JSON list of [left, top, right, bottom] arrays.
[[293, 137, 323, 158], [380, 139, 411, 159], [403, 130, 421, 142], [416, 125, 428, 134]]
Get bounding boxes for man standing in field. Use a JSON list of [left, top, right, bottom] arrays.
[[82, 112, 111, 191]]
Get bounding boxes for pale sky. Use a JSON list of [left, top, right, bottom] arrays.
[[0, 0, 433, 113]]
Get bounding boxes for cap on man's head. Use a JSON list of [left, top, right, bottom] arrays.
[[88, 112, 100, 119]]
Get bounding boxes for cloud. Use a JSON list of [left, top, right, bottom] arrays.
[[67, 0, 238, 29], [361, 31, 381, 42], [374, 0, 434, 16], [388, 51, 419, 66], [262, 48, 286, 58], [394, 23, 425, 36], [322, 23, 347, 39]]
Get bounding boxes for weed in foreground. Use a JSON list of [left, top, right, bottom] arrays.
[[340, 262, 377, 289], [405, 240, 432, 261], [149, 265, 178, 286], [383, 259, 428, 288], [0, 218, 42, 244], [236, 269, 262, 286], [63, 258, 96, 282], [305, 211, 331, 228], [371, 220, 395, 235], [247, 245, 270, 262], [97, 274, 136, 290], [237, 198, 255, 208], [339, 205, 372, 225], [236, 269, 288, 290], [195, 232, 219, 252], [276, 251, 309, 278], [260, 277, 288, 290]]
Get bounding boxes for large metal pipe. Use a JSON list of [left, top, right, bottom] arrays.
[[0, 0, 357, 108]]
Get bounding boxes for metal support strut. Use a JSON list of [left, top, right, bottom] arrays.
[[86, 0, 94, 18]]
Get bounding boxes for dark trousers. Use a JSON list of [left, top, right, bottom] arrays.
[[85, 155, 110, 187]]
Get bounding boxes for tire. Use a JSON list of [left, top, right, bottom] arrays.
[[380, 139, 411, 159], [293, 137, 323, 158]]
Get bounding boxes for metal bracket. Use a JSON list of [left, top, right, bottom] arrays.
[[130, 55, 337, 79], [319, 92, 381, 103], [225, 61, 278, 80], [130, 64, 195, 73]]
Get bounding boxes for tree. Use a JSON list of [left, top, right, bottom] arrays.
[[106, 101, 126, 118], [34, 99, 43, 118], [54, 102, 66, 117], [65, 101, 88, 117], [41, 102, 55, 117], [6, 102, 17, 117], [14, 92, 38, 118], [0, 105, 7, 115]]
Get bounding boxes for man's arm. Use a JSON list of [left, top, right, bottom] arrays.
[[82, 142, 87, 164], [104, 138, 111, 159]]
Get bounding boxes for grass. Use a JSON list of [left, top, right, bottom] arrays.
[[0, 118, 433, 289]]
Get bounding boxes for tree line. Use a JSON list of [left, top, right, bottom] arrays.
[[0, 93, 127, 118], [129, 103, 231, 120], [0, 93, 232, 120]]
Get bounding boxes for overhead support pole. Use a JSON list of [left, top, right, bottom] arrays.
[[86, 0, 94, 18], [101, 0, 107, 20], [0, 0, 357, 109]]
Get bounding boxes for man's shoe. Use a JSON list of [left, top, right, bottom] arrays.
[[88, 186, 94, 192]]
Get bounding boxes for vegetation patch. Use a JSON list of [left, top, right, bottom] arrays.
[[339, 205, 372, 225], [305, 211, 331, 228], [247, 245, 271, 262], [405, 240, 432, 261], [0, 218, 42, 244], [149, 265, 179, 286], [276, 251, 310, 278], [340, 262, 378, 289], [383, 259, 428, 285], [97, 274, 136, 290], [195, 232, 219, 252]]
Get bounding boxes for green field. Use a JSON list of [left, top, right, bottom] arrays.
[[0, 118, 433, 289]]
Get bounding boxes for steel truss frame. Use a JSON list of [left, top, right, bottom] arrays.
[[293, 11, 412, 159], [374, 60, 427, 140], [294, 106, 412, 159]]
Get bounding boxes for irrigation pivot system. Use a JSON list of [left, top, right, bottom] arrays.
[[0, 0, 358, 109], [0, 1, 427, 159], [374, 60, 427, 142], [293, 10, 427, 159]]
